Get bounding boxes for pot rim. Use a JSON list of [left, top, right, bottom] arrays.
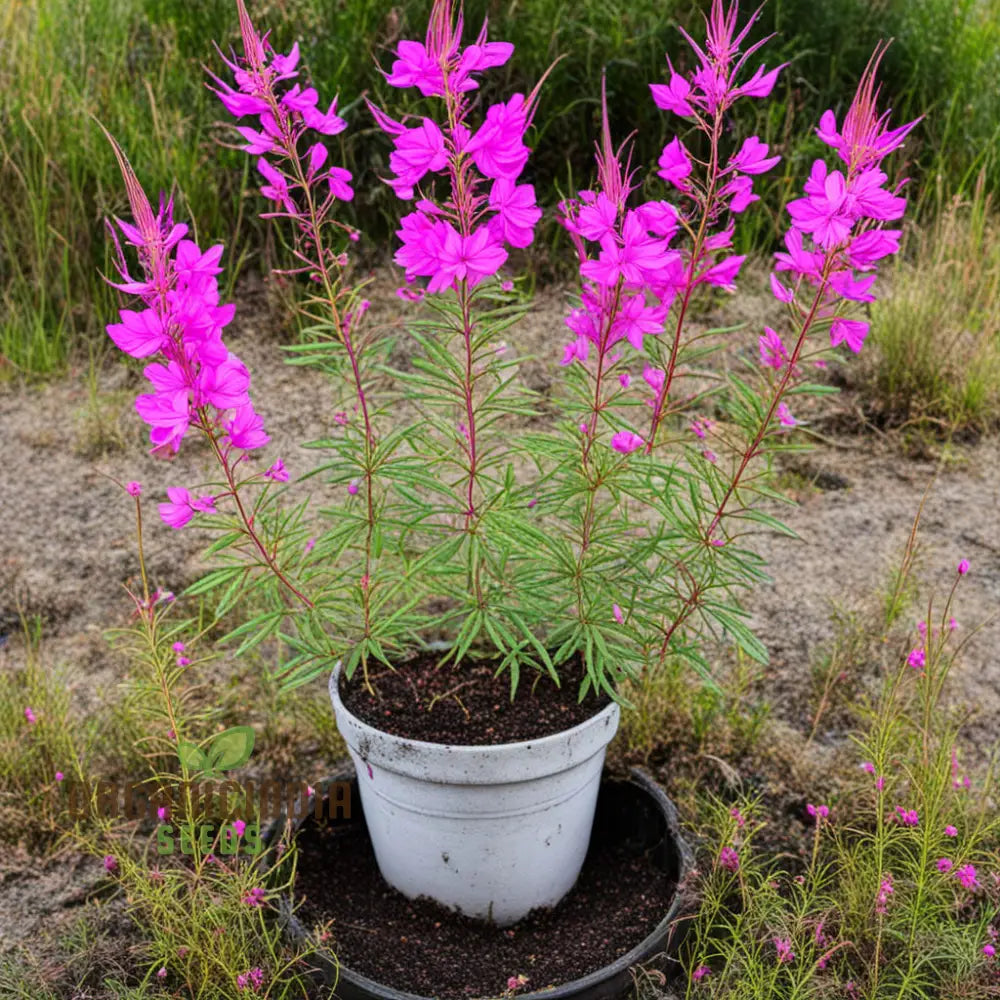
[[330, 659, 620, 758]]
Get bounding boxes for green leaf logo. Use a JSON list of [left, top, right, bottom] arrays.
[[177, 726, 255, 778]]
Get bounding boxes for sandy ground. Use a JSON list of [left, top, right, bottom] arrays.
[[1, 272, 998, 962]]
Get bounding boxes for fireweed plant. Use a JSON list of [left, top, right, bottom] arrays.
[[101, 0, 918, 703]]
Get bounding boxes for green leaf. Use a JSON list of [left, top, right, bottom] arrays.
[[177, 742, 209, 775], [207, 726, 256, 772]]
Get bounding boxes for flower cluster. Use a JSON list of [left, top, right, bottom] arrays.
[[374, 0, 541, 294], [875, 872, 894, 915], [556, 0, 787, 455], [105, 185, 265, 466], [210, 0, 354, 219], [767, 44, 919, 360], [236, 966, 266, 992]]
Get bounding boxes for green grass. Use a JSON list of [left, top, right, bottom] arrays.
[[863, 172, 1000, 433], [3, 0, 1000, 375]]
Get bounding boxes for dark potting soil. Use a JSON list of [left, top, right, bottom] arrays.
[[339, 652, 610, 745], [294, 808, 676, 999]]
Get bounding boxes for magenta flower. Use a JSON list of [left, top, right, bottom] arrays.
[[958, 559, 970, 575], [955, 864, 979, 890], [876, 872, 894, 914], [612, 604, 624, 624], [758, 327, 788, 370], [692, 965, 711, 981], [657, 137, 693, 190], [55, 771, 64, 782], [773, 937, 794, 965], [777, 402, 797, 427], [937, 858, 953, 872], [719, 846, 739, 872], [611, 431, 645, 454], [945, 825, 958, 837], [104, 854, 118, 873], [806, 803, 830, 822], [984, 944, 996, 958], [907, 648, 925, 670], [24, 707, 36, 725], [242, 886, 267, 907], [894, 806, 919, 827], [126, 481, 142, 497], [265, 458, 289, 482]]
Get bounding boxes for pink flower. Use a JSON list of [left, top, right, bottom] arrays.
[[729, 136, 781, 175], [730, 807, 745, 828], [958, 559, 970, 575], [242, 886, 267, 907], [936, 858, 953, 872], [657, 137, 693, 190], [612, 604, 624, 624], [773, 937, 794, 964], [126, 481, 142, 497], [719, 846, 739, 872], [984, 944, 996, 958], [24, 707, 36, 725], [956, 864, 979, 890], [830, 317, 869, 353], [104, 855, 118, 873], [611, 431, 645, 454], [806, 803, 830, 822], [465, 94, 531, 180], [265, 459, 289, 482], [55, 771, 64, 782], [861, 761, 875, 774], [876, 872, 894, 914], [225, 403, 270, 450], [945, 825, 958, 837], [894, 806, 919, 827], [157, 968, 167, 979], [758, 327, 788, 370], [232, 819, 247, 837], [777, 402, 797, 427], [907, 648, 925, 670], [692, 965, 711, 981], [157, 806, 169, 822]]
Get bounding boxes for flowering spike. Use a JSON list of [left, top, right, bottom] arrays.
[[99, 123, 158, 247]]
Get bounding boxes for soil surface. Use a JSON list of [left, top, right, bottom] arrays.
[[293, 779, 678, 999], [340, 651, 609, 744]]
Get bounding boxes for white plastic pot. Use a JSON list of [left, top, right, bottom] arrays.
[[329, 662, 620, 926]]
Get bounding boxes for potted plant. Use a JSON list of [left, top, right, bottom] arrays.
[[100, 0, 916, 928]]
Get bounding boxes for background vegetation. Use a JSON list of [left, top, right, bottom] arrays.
[[3, 0, 1000, 375]]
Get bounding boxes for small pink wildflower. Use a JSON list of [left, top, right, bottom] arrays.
[[612, 604, 624, 624], [894, 806, 919, 827], [956, 864, 979, 890], [242, 886, 267, 907], [172, 641, 185, 652], [876, 873, 894, 914], [730, 807, 745, 828], [24, 707, 36, 725], [773, 937, 794, 964], [907, 648, 925, 669], [126, 481, 143, 497], [948, 617, 959, 631], [984, 944, 996, 958], [619, 372, 631, 388], [875, 775, 885, 790], [55, 771, 64, 782], [777, 402, 797, 427], [806, 803, 830, 822], [265, 458, 290, 482], [232, 819, 247, 838], [612, 430, 645, 454], [958, 559, 970, 575], [506, 974, 529, 991], [945, 825, 958, 837], [861, 761, 875, 774], [936, 857, 953, 872], [719, 846, 739, 872], [692, 965, 711, 981], [157, 968, 167, 979], [104, 854, 118, 873], [702, 449, 718, 463], [347, 479, 359, 495]]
